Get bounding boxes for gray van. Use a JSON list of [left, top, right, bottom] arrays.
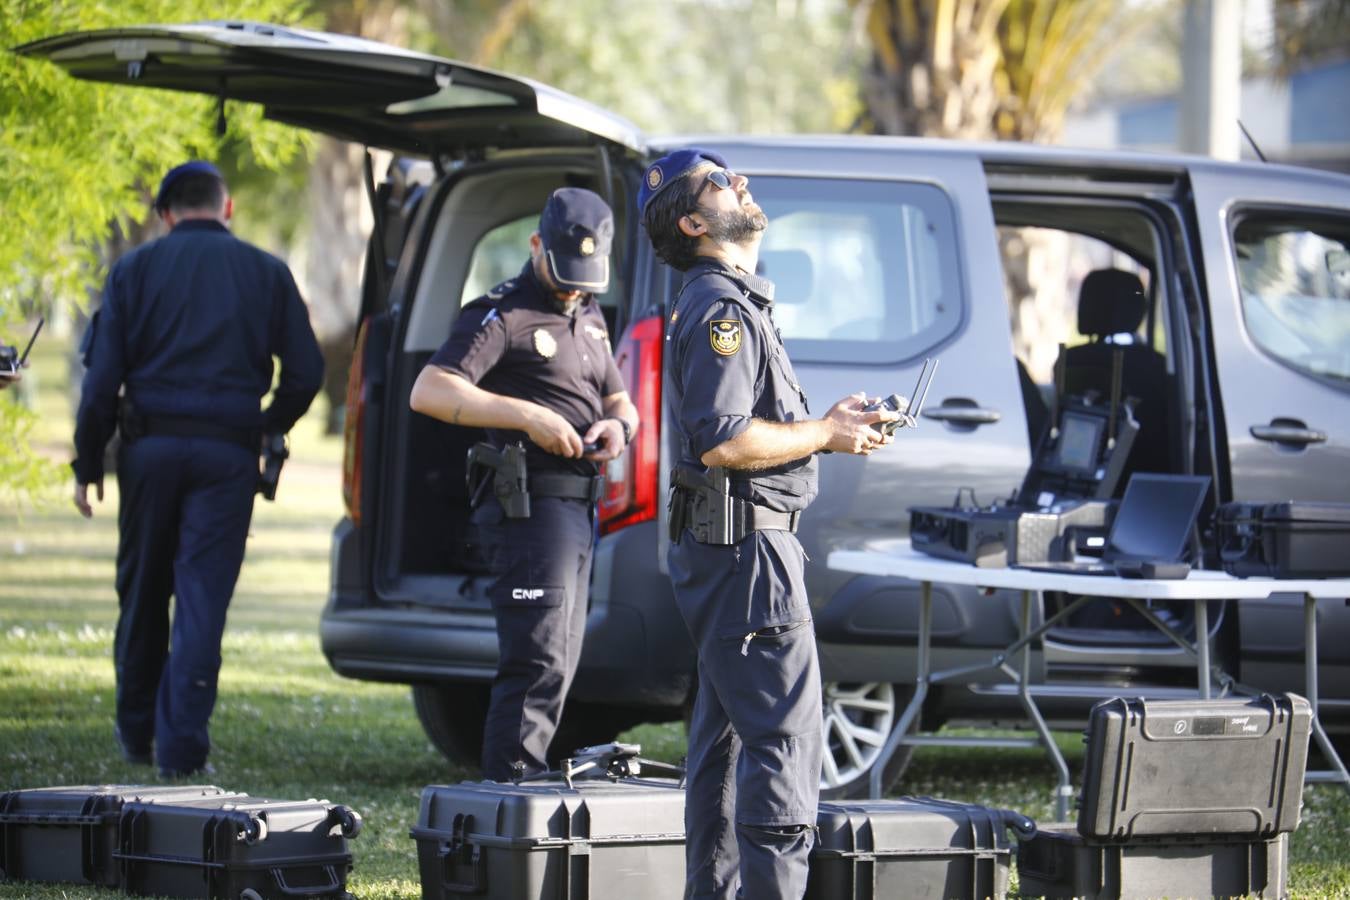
[[23, 21, 1350, 797]]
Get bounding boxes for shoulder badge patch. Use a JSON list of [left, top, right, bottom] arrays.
[[487, 277, 517, 301], [709, 319, 742, 357], [534, 328, 558, 359]]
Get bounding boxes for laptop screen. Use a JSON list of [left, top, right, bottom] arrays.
[[1106, 474, 1211, 561]]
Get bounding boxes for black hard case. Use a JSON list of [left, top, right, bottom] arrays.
[[1078, 694, 1310, 841], [411, 779, 686, 900], [116, 795, 361, 899], [910, 500, 1111, 568], [807, 797, 1030, 900], [0, 784, 231, 886], [1016, 824, 1288, 899], [1216, 500, 1350, 578]]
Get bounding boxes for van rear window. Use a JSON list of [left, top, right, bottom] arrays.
[[750, 177, 963, 364], [1234, 214, 1350, 384]]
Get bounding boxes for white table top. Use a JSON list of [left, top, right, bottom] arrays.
[[828, 538, 1350, 600]]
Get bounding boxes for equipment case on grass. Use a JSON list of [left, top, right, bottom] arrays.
[[1078, 694, 1311, 840], [115, 795, 362, 899], [411, 778, 686, 900], [807, 796, 1033, 900], [1216, 500, 1350, 578], [0, 784, 231, 887], [1016, 824, 1288, 899]]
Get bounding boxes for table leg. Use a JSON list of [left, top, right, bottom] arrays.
[[1013, 588, 1073, 821], [1195, 598, 1210, 700], [1304, 593, 1350, 791], [869, 579, 932, 799]]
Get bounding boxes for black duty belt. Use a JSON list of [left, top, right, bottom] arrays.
[[531, 472, 604, 504], [670, 485, 800, 545], [135, 415, 260, 452]]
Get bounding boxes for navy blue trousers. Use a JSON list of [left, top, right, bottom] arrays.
[[113, 436, 256, 772], [479, 496, 594, 782], [669, 529, 823, 900]]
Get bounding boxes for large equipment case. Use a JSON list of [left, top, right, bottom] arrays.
[[806, 796, 1033, 900], [115, 795, 362, 899], [1216, 500, 1350, 578], [411, 779, 686, 900], [1016, 824, 1288, 899], [1078, 694, 1311, 840], [0, 783, 231, 887]]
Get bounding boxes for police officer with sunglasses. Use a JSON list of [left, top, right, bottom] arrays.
[[640, 149, 898, 899]]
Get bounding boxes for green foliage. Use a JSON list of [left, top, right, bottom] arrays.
[[419, 0, 865, 136], [0, 0, 314, 316]]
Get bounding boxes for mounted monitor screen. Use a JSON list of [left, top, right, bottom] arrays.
[[1053, 411, 1103, 474]]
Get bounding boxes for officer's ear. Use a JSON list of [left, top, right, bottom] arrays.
[[679, 214, 705, 239], [222, 196, 234, 224]]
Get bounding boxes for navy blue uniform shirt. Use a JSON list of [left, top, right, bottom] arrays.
[[666, 258, 818, 512], [428, 263, 624, 476], [73, 219, 324, 483]]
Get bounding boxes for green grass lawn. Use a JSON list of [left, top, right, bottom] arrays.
[[3, 326, 1349, 898]]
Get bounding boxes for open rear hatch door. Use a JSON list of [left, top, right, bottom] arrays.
[[15, 21, 646, 157]]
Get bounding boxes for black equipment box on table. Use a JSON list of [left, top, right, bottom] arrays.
[[1079, 694, 1311, 841], [1016, 824, 1287, 899], [411, 778, 686, 900], [1216, 500, 1350, 578], [116, 795, 362, 899], [910, 499, 1112, 568], [0, 784, 232, 887], [806, 796, 1034, 900]]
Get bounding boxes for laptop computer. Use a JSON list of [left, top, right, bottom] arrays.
[[1014, 473, 1211, 577]]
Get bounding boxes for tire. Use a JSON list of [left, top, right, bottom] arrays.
[[412, 682, 491, 765], [819, 681, 915, 799], [413, 683, 652, 770]]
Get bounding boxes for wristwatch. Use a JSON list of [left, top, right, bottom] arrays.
[[610, 417, 633, 445]]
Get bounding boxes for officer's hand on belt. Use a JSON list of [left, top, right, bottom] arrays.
[[581, 418, 626, 462], [823, 392, 898, 456], [524, 405, 586, 458]]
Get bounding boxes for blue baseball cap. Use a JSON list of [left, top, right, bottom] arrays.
[[154, 160, 224, 212], [538, 187, 614, 292], [638, 148, 728, 216]]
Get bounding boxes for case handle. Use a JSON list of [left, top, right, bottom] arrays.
[[439, 842, 485, 894], [269, 864, 342, 896]]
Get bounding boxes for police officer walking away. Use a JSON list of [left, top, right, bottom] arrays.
[[72, 161, 323, 777], [640, 149, 898, 899], [410, 187, 638, 782]]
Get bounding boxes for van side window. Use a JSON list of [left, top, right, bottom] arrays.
[[1233, 214, 1350, 383], [751, 177, 962, 364], [460, 216, 537, 305]]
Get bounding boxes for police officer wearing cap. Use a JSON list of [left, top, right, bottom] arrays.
[[72, 161, 323, 776], [640, 150, 898, 899], [410, 187, 639, 781]]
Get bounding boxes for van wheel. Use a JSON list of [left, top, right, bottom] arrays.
[[412, 683, 490, 765], [819, 681, 915, 799]]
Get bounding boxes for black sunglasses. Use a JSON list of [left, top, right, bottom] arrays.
[[695, 168, 736, 197]]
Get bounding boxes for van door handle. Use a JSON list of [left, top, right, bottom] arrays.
[[921, 403, 1001, 426], [1250, 423, 1327, 446]]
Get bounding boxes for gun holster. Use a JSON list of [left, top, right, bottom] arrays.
[[669, 466, 802, 545], [466, 441, 531, 519], [257, 433, 289, 502], [118, 397, 148, 441]]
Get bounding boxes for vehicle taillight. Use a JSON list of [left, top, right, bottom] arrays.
[[598, 313, 663, 535], [342, 320, 369, 526]]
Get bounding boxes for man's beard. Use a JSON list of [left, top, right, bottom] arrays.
[[702, 201, 767, 246]]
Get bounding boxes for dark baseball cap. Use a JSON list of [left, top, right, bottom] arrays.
[[538, 187, 614, 292], [154, 160, 224, 212], [638, 148, 728, 216]]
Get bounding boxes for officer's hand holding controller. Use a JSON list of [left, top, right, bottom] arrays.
[[581, 417, 629, 462], [822, 392, 899, 455]]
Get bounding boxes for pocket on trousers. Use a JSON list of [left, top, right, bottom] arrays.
[[714, 532, 810, 639]]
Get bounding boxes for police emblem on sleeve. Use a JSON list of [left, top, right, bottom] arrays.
[[534, 328, 558, 359], [709, 320, 742, 356]]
